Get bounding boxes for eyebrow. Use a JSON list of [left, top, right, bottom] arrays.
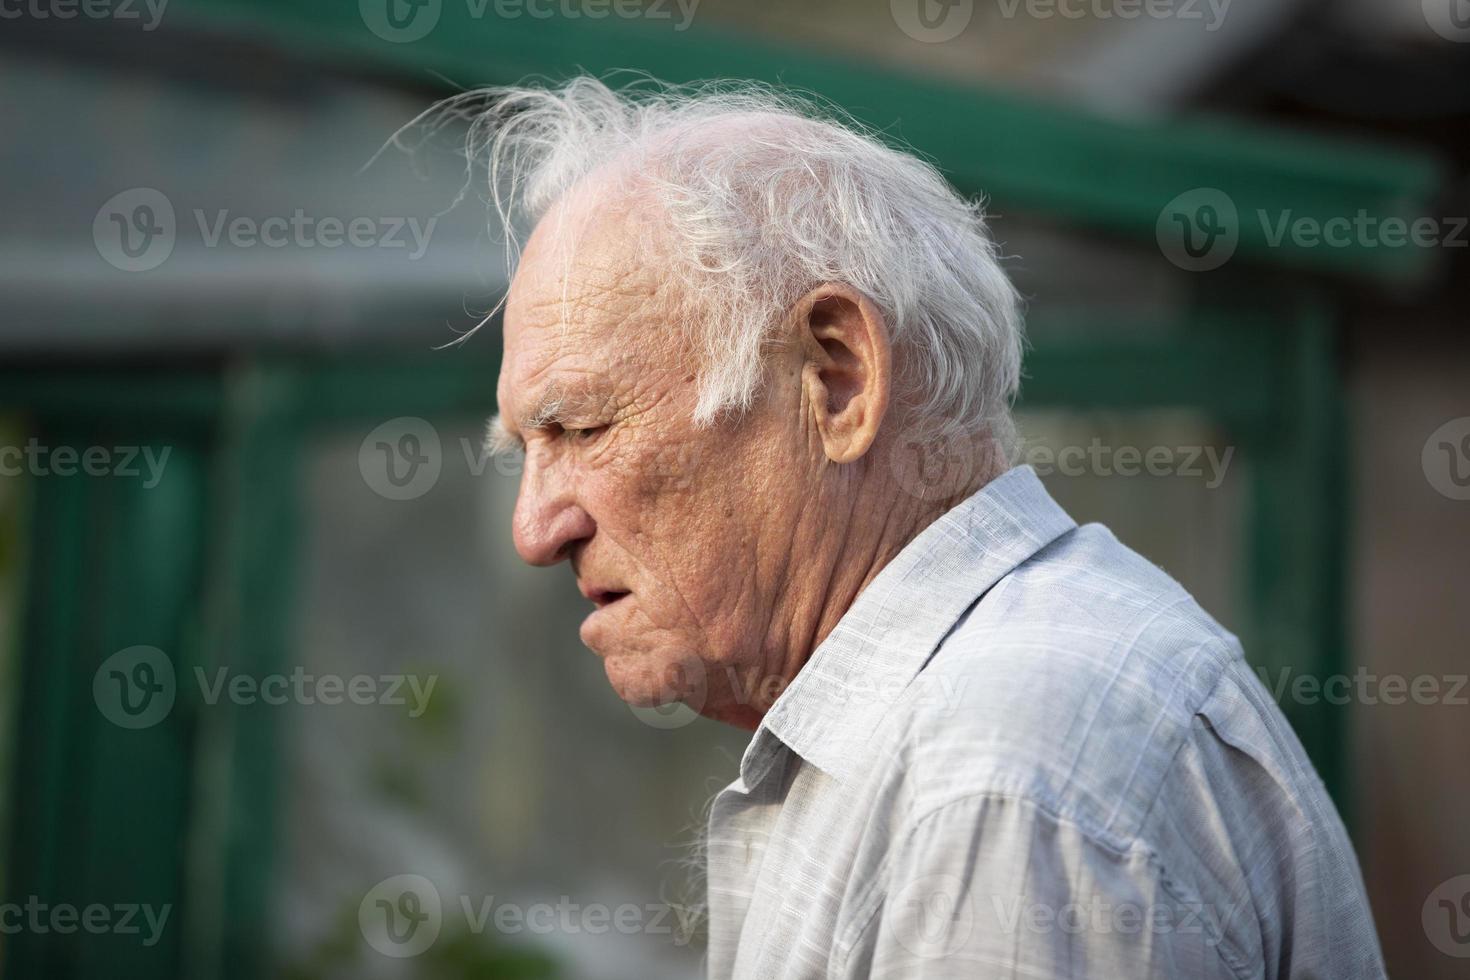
[[483, 414, 521, 456], [483, 386, 588, 456]]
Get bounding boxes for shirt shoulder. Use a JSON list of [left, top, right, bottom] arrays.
[[892, 521, 1245, 847], [867, 522, 1383, 977]]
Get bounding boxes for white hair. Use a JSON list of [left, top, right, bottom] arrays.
[[416, 75, 1025, 450]]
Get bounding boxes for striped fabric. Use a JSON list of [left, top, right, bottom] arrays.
[[705, 466, 1384, 979]]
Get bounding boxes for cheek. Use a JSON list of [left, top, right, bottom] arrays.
[[639, 440, 753, 549], [593, 415, 799, 597], [589, 440, 744, 607], [605, 435, 724, 529]]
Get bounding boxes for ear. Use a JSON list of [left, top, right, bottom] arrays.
[[795, 283, 892, 464]]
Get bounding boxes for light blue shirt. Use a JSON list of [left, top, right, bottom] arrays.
[[705, 466, 1384, 979]]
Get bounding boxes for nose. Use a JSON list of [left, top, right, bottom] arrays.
[[511, 455, 595, 566]]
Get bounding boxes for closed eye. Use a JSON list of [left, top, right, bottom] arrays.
[[564, 424, 609, 443]]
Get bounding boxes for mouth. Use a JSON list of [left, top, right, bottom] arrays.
[[582, 586, 631, 610], [577, 582, 631, 652]]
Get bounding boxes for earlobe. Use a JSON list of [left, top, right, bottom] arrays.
[[797, 284, 892, 465]]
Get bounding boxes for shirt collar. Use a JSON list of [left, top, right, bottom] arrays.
[[737, 465, 1077, 789]]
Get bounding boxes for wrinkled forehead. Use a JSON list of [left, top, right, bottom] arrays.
[[499, 188, 677, 406]]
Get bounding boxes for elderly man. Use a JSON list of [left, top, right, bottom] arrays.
[[472, 78, 1384, 978]]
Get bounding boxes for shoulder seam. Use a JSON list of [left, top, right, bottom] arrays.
[[834, 788, 1257, 980]]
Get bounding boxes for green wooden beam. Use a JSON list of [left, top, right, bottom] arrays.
[[4, 469, 87, 980], [0, 352, 501, 428], [168, 0, 1442, 281], [1245, 297, 1351, 819], [1018, 313, 1277, 436], [4, 422, 206, 979], [207, 366, 307, 980]]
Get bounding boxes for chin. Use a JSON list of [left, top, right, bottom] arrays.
[[602, 650, 709, 712]]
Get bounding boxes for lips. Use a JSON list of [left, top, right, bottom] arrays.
[[587, 589, 630, 609], [578, 580, 631, 609], [578, 583, 631, 651]]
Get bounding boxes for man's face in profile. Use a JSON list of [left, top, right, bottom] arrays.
[[494, 190, 813, 729]]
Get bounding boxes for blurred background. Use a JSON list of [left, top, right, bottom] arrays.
[[0, 0, 1467, 976]]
